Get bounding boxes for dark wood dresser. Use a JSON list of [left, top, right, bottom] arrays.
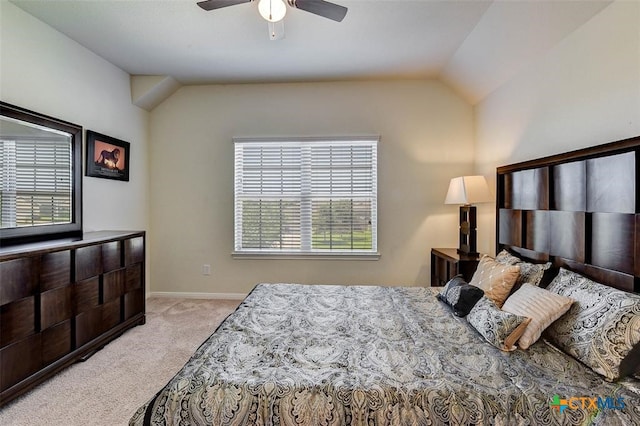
[[0, 231, 145, 406]]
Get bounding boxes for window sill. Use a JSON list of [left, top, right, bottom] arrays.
[[232, 251, 380, 260]]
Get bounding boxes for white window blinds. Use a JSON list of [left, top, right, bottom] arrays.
[[234, 137, 378, 254], [1, 136, 73, 228]]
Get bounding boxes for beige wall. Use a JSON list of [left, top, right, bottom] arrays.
[[474, 0, 640, 255], [6, 0, 636, 297], [149, 80, 474, 295], [1, 2, 150, 287]]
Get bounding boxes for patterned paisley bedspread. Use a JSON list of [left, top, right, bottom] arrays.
[[130, 284, 640, 425]]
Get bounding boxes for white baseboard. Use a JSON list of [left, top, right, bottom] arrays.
[[149, 291, 247, 300]]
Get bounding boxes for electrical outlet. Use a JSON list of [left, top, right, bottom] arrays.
[[202, 264, 211, 275]]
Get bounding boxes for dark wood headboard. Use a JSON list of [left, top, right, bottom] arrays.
[[495, 136, 639, 294]]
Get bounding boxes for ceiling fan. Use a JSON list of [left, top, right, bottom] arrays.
[[197, 0, 348, 40]]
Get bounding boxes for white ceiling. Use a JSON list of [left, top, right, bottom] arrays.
[[12, 0, 612, 104]]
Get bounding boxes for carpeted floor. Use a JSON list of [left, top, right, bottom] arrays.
[[0, 297, 241, 426]]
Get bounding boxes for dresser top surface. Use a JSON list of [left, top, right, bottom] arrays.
[[0, 230, 145, 260]]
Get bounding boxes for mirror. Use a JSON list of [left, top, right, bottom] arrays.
[[0, 102, 82, 246]]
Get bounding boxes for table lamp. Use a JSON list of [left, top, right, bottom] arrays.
[[445, 175, 493, 256]]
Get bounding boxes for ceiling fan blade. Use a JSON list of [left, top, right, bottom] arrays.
[[289, 0, 347, 22], [197, 0, 251, 11]]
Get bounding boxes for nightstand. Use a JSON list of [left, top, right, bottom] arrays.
[[430, 248, 480, 286]]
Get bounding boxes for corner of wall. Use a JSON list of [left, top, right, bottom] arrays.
[[131, 75, 182, 112]]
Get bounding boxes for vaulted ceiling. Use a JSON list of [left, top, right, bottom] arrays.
[[12, 0, 612, 105]]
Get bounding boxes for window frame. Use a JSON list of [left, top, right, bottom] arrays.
[[0, 101, 83, 246], [233, 136, 379, 260]]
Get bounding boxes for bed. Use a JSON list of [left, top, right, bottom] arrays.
[[131, 137, 640, 425]]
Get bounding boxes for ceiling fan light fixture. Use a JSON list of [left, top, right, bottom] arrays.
[[258, 0, 287, 22]]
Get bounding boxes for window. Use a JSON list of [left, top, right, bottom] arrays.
[[0, 102, 82, 246], [234, 137, 378, 257]]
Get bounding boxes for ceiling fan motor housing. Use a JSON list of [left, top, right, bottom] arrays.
[[197, 0, 347, 23]]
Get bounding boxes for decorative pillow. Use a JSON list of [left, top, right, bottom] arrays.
[[545, 268, 640, 381], [469, 255, 520, 308], [467, 296, 531, 351], [495, 250, 552, 289], [501, 283, 574, 349], [437, 275, 484, 317]]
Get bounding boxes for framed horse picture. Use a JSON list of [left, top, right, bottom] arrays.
[[85, 130, 130, 181]]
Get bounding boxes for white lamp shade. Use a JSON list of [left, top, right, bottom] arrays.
[[259, 0, 287, 22], [444, 175, 493, 205]]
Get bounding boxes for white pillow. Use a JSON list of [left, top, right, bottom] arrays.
[[501, 283, 573, 349]]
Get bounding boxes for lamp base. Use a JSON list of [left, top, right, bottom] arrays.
[[456, 249, 480, 258], [458, 205, 478, 256]]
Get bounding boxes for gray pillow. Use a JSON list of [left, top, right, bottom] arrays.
[[467, 296, 531, 351], [495, 249, 551, 289], [545, 268, 640, 381]]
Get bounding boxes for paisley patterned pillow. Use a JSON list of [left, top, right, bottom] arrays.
[[467, 296, 531, 351], [495, 250, 552, 289], [545, 268, 640, 381], [437, 275, 484, 317]]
